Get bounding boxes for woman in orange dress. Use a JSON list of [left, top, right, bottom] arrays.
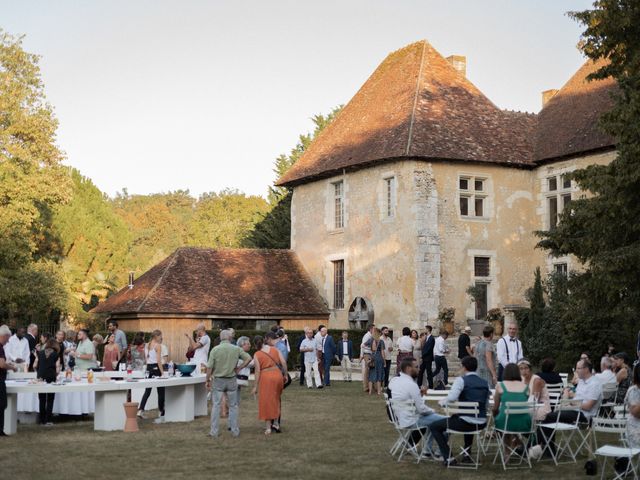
[[251, 333, 286, 435], [102, 334, 120, 371]]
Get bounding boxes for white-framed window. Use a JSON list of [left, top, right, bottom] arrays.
[[384, 176, 396, 218], [546, 174, 572, 229], [459, 175, 487, 218], [333, 181, 344, 229], [554, 262, 568, 277], [332, 259, 345, 309]]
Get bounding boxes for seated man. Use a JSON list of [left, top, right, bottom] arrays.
[[539, 358, 602, 455], [594, 356, 616, 385], [428, 356, 490, 467], [389, 357, 446, 459]]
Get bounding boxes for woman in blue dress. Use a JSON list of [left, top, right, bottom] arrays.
[[365, 328, 385, 395]]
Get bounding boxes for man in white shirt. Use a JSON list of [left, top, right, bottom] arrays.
[[186, 323, 211, 374], [594, 356, 616, 385], [432, 331, 450, 387], [396, 327, 415, 376], [389, 357, 446, 459], [300, 328, 322, 388], [496, 322, 524, 381], [6, 327, 29, 368], [360, 324, 375, 392]]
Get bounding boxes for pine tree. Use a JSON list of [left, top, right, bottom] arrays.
[[536, 1, 640, 354]]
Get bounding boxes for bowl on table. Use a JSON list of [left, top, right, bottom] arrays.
[[175, 364, 197, 377]]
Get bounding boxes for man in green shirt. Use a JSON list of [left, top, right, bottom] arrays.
[[206, 329, 251, 437], [70, 329, 96, 370]]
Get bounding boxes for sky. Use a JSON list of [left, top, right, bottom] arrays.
[[1, 0, 594, 199]]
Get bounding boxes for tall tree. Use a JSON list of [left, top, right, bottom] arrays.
[[187, 189, 268, 248], [244, 107, 342, 248], [0, 31, 71, 323], [53, 168, 131, 319], [536, 1, 640, 356]]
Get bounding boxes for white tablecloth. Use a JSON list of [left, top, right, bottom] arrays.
[[17, 392, 95, 415]]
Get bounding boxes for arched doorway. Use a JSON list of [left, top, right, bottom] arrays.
[[348, 297, 374, 330]]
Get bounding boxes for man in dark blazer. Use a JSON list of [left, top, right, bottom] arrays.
[[418, 325, 435, 389], [26, 324, 38, 372], [336, 331, 354, 382], [321, 327, 337, 386]]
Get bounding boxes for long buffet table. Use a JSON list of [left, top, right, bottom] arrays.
[[3, 372, 208, 434]]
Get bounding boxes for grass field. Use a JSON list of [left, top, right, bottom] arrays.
[[1, 382, 598, 480]]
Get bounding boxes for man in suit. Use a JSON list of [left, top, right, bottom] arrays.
[[26, 324, 38, 372], [418, 325, 435, 389], [320, 327, 336, 386], [337, 331, 353, 382]]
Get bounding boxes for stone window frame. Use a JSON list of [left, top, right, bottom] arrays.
[[379, 171, 397, 222], [466, 250, 497, 321], [325, 253, 348, 311], [457, 173, 491, 221], [326, 177, 348, 233], [545, 173, 573, 230]]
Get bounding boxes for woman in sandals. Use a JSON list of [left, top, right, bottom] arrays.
[[252, 332, 286, 435]]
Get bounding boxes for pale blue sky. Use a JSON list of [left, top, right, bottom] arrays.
[[1, 0, 593, 198]]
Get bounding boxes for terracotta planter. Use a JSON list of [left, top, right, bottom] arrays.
[[123, 402, 139, 432]]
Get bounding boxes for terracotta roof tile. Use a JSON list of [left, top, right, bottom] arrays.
[[277, 41, 616, 186], [92, 248, 329, 317], [534, 58, 616, 162]]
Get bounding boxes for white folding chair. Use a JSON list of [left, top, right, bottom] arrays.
[[492, 401, 536, 470], [444, 401, 486, 470], [386, 396, 426, 462], [546, 383, 565, 400], [537, 399, 584, 465], [559, 373, 569, 387], [548, 391, 562, 411], [592, 416, 640, 480], [598, 382, 618, 418]]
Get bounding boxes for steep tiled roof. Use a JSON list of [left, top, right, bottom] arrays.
[[534, 58, 616, 162], [92, 248, 329, 317], [277, 41, 616, 187]]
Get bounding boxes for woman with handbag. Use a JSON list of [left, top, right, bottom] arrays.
[[365, 328, 384, 395], [252, 332, 287, 435]]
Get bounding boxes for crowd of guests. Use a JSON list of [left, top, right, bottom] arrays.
[[387, 321, 640, 467]]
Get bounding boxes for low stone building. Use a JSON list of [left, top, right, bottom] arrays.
[[92, 247, 329, 361], [277, 40, 617, 332]]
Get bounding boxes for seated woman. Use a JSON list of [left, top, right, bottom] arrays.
[[625, 365, 640, 447], [492, 363, 532, 451], [613, 352, 632, 404], [518, 359, 551, 421]]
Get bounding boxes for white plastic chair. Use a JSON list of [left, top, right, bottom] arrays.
[[444, 401, 487, 470], [492, 401, 536, 470], [592, 416, 640, 480]]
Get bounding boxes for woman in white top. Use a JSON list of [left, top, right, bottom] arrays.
[[137, 330, 166, 423], [518, 358, 551, 421]]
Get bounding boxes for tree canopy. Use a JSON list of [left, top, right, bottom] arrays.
[[535, 1, 640, 358]]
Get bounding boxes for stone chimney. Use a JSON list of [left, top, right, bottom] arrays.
[[542, 89, 559, 108], [446, 55, 466, 77]]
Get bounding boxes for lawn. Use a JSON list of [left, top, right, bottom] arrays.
[[1, 382, 596, 480]]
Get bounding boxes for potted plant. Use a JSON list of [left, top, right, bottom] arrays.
[[438, 307, 456, 335], [486, 308, 504, 337]]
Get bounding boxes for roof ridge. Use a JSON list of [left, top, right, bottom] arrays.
[[136, 249, 180, 312], [405, 40, 428, 155]]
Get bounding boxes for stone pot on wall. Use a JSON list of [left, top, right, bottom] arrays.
[[442, 320, 455, 335], [492, 319, 503, 337]]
